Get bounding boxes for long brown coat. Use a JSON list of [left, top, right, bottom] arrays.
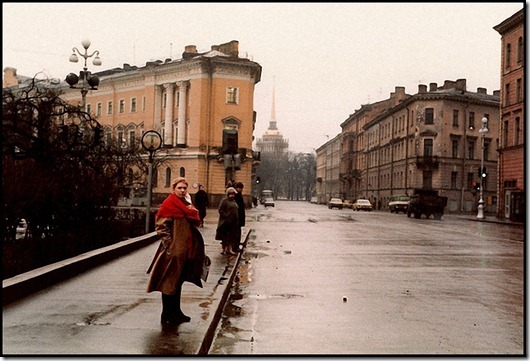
[[146, 216, 205, 294], [215, 197, 241, 246]]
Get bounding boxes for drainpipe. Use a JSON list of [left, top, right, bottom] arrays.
[[205, 58, 213, 193]]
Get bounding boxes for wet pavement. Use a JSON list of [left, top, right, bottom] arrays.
[[2, 214, 250, 355], [209, 202, 525, 355], [2, 203, 524, 355]]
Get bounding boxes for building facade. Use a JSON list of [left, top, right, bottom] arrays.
[[315, 134, 342, 203], [494, 9, 525, 222], [8, 40, 262, 207], [317, 79, 500, 214]]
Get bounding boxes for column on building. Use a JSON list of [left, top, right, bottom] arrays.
[[154, 85, 163, 131], [176, 81, 188, 147], [163, 83, 175, 146]]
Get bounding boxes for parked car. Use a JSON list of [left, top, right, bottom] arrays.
[[352, 199, 373, 211], [310, 196, 318, 204], [388, 194, 410, 214], [343, 200, 354, 209], [263, 197, 275, 207], [327, 198, 344, 209]]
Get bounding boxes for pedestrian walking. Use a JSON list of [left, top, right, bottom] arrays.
[[234, 182, 246, 228], [194, 184, 209, 227], [146, 177, 206, 325], [215, 187, 241, 255]]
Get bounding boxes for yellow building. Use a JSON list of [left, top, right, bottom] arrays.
[[56, 40, 262, 206]]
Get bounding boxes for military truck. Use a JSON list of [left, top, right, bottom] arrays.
[[406, 189, 448, 220]]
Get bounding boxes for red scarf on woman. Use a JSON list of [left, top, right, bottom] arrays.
[[157, 193, 201, 227]]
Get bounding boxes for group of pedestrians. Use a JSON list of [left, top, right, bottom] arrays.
[[145, 178, 246, 326]]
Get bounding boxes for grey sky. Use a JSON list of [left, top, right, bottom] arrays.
[[2, 2, 524, 153]]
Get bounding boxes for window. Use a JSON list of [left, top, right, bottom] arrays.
[[96, 102, 102, 117], [131, 97, 137, 113], [86, 104, 91, 114], [226, 87, 238, 104], [504, 120, 509, 148], [505, 83, 510, 106], [516, 79, 522, 103], [515, 117, 520, 145], [165, 167, 171, 187], [422, 170, 432, 189], [452, 139, 459, 158], [451, 172, 457, 189], [517, 37, 523, 63], [467, 172, 474, 190], [107, 101, 113, 115], [105, 130, 112, 145], [423, 139, 433, 157], [469, 112, 475, 129], [467, 140, 475, 160], [452, 110, 459, 126], [119, 99, 125, 114], [142, 96, 146, 111], [506, 43, 511, 68], [129, 130, 136, 149], [179, 167, 185, 177], [424, 108, 434, 124]]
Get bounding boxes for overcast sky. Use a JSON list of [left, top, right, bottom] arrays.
[[3, 2, 524, 153]]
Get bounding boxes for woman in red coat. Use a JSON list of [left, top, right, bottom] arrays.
[[146, 177, 205, 325]]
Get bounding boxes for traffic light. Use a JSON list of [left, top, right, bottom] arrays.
[[256, 176, 261, 184], [481, 166, 487, 178], [472, 181, 481, 191]]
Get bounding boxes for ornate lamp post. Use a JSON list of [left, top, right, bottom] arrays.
[[141, 130, 162, 233], [65, 39, 102, 111], [476, 117, 489, 219]]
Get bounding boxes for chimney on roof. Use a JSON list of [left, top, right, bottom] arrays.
[[493, 90, 500, 96], [218, 40, 239, 58], [211, 45, 220, 51], [183, 45, 198, 59], [418, 84, 427, 93], [455, 79, 466, 91], [443, 80, 456, 89], [477, 87, 487, 94], [429, 83, 437, 92]]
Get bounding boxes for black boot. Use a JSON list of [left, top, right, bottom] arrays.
[[172, 284, 191, 323]]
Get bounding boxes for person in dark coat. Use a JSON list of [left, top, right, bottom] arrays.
[[194, 184, 209, 227], [234, 182, 246, 228], [215, 187, 240, 256], [146, 177, 205, 325]]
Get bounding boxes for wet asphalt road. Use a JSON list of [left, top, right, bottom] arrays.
[[209, 201, 525, 355]]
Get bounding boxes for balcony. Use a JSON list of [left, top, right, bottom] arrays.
[[415, 155, 439, 169]]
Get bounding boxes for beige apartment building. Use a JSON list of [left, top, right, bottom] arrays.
[[317, 79, 500, 214], [6, 40, 262, 207], [494, 9, 525, 222]]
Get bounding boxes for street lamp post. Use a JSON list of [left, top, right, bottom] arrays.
[[476, 117, 489, 219], [141, 131, 162, 233], [65, 39, 102, 111]]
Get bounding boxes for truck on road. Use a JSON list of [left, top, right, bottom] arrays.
[[406, 188, 448, 220]]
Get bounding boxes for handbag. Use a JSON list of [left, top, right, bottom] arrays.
[[201, 255, 211, 282]]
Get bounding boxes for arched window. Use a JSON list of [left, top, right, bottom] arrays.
[[180, 167, 185, 177], [517, 37, 523, 63], [165, 167, 171, 188]]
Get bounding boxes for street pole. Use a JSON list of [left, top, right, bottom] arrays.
[[66, 39, 102, 112], [145, 155, 154, 233], [476, 117, 489, 219], [141, 131, 162, 233]]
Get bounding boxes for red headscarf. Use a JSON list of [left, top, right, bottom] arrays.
[[157, 193, 201, 227]]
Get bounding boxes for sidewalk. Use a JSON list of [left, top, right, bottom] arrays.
[[2, 212, 252, 356]]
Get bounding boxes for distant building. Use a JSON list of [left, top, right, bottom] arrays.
[[494, 9, 525, 222], [317, 79, 500, 214], [255, 83, 289, 154], [4, 40, 262, 207], [315, 134, 342, 203]]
